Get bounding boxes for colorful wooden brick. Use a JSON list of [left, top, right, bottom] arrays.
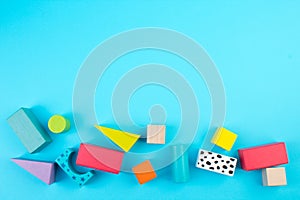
[[238, 142, 288, 171], [11, 158, 56, 185], [94, 125, 140, 152], [76, 143, 124, 174], [262, 167, 287, 186], [147, 125, 166, 144], [7, 108, 52, 153], [132, 160, 157, 184], [195, 149, 237, 176], [211, 127, 237, 151], [48, 115, 70, 134], [56, 149, 95, 186]]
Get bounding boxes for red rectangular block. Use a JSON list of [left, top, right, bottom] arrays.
[[76, 143, 124, 174], [238, 142, 288, 171]]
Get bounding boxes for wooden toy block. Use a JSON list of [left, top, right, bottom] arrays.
[[76, 143, 124, 174], [132, 160, 157, 184], [94, 125, 140, 152], [172, 144, 190, 183], [56, 149, 95, 186], [11, 158, 56, 185], [147, 125, 166, 144], [7, 108, 52, 153], [195, 149, 237, 176], [238, 142, 288, 171], [262, 167, 287, 186], [211, 127, 237, 151], [48, 115, 70, 134]]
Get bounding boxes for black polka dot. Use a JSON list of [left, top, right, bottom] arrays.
[[214, 161, 218, 164], [208, 152, 212, 154], [200, 151, 204, 154], [197, 162, 200, 165], [200, 159, 204, 162], [217, 155, 222, 158], [209, 167, 214, 170], [211, 157, 214, 159], [217, 166, 220, 170], [221, 160, 224, 162], [230, 164, 234, 168], [222, 170, 225, 173], [229, 170, 233, 175], [201, 164, 205, 167], [230, 158, 235, 161], [226, 161, 230, 164], [223, 165, 228, 169], [206, 161, 211, 165], [204, 156, 207, 159]]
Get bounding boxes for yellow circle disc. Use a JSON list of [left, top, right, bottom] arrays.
[[48, 115, 70, 134]]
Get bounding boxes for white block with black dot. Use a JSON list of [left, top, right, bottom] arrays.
[[195, 149, 237, 176]]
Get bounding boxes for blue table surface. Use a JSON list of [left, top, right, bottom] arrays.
[[1, 1, 300, 199]]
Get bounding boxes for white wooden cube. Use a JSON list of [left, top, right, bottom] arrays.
[[262, 167, 287, 186], [147, 125, 165, 144]]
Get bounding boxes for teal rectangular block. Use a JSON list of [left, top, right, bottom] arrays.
[[7, 108, 52, 153]]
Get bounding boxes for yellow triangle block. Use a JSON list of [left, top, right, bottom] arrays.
[[95, 125, 140, 152]]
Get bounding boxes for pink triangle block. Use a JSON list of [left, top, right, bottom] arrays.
[[11, 158, 56, 185]]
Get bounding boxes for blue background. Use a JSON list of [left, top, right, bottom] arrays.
[[1, 0, 299, 199]]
